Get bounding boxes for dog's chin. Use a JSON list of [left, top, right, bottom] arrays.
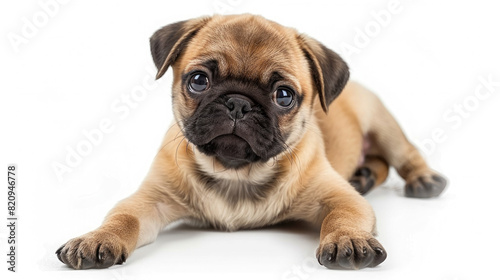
[[196, 134, 261, 169]]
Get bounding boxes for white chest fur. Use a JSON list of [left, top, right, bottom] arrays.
[[189, 151, 293, 231], [190, 180, 292, 231]]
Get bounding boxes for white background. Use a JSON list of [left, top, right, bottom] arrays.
[[1, 0, 500, 279]]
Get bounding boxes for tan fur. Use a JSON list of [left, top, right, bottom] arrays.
[[57, 14, 446, 270]]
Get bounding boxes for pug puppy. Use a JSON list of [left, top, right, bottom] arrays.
[[56, 14, 447, 270]]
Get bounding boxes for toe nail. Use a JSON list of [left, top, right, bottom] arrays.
[[117, 254, 126, 265], [345, 247, 352, 257]]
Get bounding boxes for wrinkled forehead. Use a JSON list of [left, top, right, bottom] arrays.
[[180, 16, 305, 86]]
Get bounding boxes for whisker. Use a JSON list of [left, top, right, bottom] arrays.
[[174, 137, 187, 168], [302, 120, 323, 138], [185, 138, 193, 156], [266, 156, 278, 167], [154, 120, 187, 160], [247, 162, 253, 176], [276, 137, 295, 166], [210, 158, 231, 174], [235, 169, 241, 184], [213, 166, 231, 173], [275, 136, 303, 183]]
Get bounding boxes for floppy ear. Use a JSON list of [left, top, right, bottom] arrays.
[[297, 35, 350, 113], [150, 17, 211, 80]]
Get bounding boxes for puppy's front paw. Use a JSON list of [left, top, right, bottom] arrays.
[[56, 230, 128, 269], [316, 229, 387, 270], [405, 171, 447, 198]]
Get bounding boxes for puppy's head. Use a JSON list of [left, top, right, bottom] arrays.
[[151, 14, 349, 169]]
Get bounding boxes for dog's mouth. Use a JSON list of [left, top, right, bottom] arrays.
[[183, 96, 287, 169], [197, 134, 261, 169]]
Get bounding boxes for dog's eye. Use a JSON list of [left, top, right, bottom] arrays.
[[273, 88, 294, 107], [189, 73, 209, 92]]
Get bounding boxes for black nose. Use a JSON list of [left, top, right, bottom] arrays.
[[226, 97, 252, 120]]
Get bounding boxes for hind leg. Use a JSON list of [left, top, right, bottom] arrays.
[[340, 83, 447, 198], [350, 156, 389, 195], [318, 82, 447, 198], [365, 98, 447, 198], [370, 113, 446, 197]]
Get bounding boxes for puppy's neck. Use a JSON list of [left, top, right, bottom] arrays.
[[193, 148, 277, 184]]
